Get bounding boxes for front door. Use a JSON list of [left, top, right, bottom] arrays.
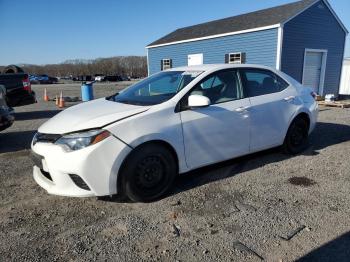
[[180, 69, 250, 169], [302, 50, 327, 95]]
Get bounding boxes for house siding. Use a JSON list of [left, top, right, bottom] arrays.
[[148, 28, 278, 75], [281, 1, 346, 95]]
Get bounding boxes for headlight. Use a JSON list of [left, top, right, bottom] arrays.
[[55, 129, 111, 151]]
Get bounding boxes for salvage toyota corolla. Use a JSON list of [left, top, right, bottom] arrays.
[[31, 64, 318, 202]]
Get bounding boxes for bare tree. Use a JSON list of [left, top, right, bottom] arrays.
[[17, 56, 147, 78]]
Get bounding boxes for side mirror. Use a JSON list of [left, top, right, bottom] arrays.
[[188, 94, 210, 108]]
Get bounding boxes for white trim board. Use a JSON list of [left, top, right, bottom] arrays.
[[146, 24, 281, 49], [146, 48, 150, 76], [276, 26, 284, 70], [302, 48, 328, 95]]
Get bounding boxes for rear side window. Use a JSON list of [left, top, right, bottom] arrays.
[[240, 69, 289, 97]]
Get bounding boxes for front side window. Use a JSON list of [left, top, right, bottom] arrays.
[[189, 70, 242, 105], [240, 69, 289, 97], [111, 71, 202, 105]]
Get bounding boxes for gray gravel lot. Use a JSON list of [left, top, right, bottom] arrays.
[[1, 82, 350, 261]]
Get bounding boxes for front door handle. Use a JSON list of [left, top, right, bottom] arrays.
[[235, 106, 250, 112], [283, 96, 295, 102]]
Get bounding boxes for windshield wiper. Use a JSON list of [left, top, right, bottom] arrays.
[[116, 100, 147, 106], [106, 92, 119, 102]]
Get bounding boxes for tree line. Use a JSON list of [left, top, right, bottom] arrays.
[[1, 56, 148, 78]]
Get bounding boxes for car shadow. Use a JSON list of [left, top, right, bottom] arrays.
[[103, 121, 350, 203], [0, 130, 36, 154], [296, 231, 350, 262], [169, 121, 350, 196], [14, 110, 61, 121]]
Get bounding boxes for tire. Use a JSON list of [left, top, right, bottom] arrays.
[[283, 117, 309, 154], [120, 144, 177, 202], [3, 65, 24, 74]]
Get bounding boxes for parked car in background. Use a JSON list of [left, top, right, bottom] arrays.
[[121, 75, 131, 81], [0, 85, 14, 131], [0, 65, 36, 107], [105, 75, 123, 82], [73, 75, 93, 82], [60, 76, 72, 80], [30, 74, 58, 84], [31, 64, 318, 202], [94, 74, 105, 82]]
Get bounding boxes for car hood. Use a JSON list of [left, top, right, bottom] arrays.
[[38, 98, 150, 134]]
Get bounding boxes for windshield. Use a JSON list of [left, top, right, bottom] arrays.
[[110, 71, 202, 106]]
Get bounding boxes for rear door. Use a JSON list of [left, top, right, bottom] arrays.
[[179, 69, 251, 169], [239, 68, 298, 152]]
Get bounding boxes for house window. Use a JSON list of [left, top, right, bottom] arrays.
[[225, 52, 246, 64], [161, 59, 172, 70]]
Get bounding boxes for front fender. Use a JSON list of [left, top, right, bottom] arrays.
[[126, 133, 189, 174]]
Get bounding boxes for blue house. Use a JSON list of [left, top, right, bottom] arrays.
[[146, 0, 348, 96]]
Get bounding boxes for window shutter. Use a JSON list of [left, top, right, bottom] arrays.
[[169, 59, 173, 68], [241, 53, 246, 64], [225, 54, 229, 64], [160, 60, 164, 71]]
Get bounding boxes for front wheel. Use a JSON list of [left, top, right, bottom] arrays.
[[120, 144, 177, 202], [283, 117, 309, 154]]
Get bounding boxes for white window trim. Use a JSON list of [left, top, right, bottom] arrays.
[[228, 52, 243, 64], [302, 48, 328, 96], [162, 58, 171, 70]]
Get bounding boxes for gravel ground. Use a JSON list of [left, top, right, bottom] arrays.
[[1, 83, 350, 261]]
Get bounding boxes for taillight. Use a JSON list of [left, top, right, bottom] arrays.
[[22, 76, 32, 93], [310, 91, 317, 100]]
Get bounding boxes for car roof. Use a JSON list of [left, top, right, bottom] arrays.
[[167, 64, 276, 72]]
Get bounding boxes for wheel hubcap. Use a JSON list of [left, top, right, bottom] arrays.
[[136, 156, 164, 189]]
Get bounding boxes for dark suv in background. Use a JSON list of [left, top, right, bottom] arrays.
[[0, 65, 36, 107], [0, 85, 14, 131]]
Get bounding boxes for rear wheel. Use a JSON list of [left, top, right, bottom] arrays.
[[120, 144, 177, 202], [283, 117, 309, 154]]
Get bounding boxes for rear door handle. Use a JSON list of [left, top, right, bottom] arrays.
[[284, 96, 295, 102], [235, 106, 250, 112]]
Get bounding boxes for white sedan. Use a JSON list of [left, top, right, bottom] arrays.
[[31, 64, 318, 202]]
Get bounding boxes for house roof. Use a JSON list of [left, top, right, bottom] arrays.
[[147, 0, 338, 48]]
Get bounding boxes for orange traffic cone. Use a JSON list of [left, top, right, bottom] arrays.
[[55, 95, 59, 106], [58, 91, 65, 108], [44, 88, 49, 102]]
